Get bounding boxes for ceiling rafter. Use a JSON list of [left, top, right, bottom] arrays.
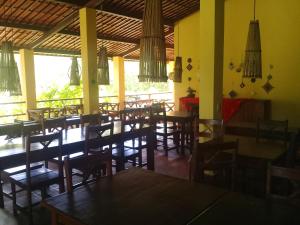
[[27, 0, 104, 49], [48, 0, 174, 27], [0, 20, 174, 48]]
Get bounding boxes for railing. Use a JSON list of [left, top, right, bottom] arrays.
[[0, 92, 174, 123]]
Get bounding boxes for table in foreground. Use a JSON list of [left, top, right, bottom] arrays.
[[42, 168, 227, 225], [189, 192, 300, 225]]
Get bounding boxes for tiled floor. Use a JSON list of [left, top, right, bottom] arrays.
[[1, 148, 190, 225]]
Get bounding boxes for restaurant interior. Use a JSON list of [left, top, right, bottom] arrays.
[[0, 0, 300, 224]]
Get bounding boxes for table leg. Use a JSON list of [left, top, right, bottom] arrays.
[[0, 179, 4, 208], [146, 129, 155, 170], [181, 121, 186, 155]]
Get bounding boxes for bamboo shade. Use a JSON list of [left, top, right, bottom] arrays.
[[139, 0, 167, 82], [69, 57, 81, 86], [97, 46, 110, 85], [0, 41, 22, 96], [173, 56, 182, 82], [243, 20, 262, 82]]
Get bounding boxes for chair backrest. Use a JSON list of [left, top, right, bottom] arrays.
[[266, 164, 300, 205], [25, 132, 63, 184], [42, 117, 66, 133], [256, 119, 288, 145], [50, 107, 65, 118], [80, 114, 101, 127], [121, 117, 145, 133], [28, 109, 46, 122], [150, 103, 167, 129], [64, 104, 83, 116], [99, 102, 108, 114], [285, 132, 299, 168], [64, 153, 112, 192], [194, 118, 224, 139], [190, 140, 238, 190], [85, 123, 114, 154], [124, 101, 137, 109]]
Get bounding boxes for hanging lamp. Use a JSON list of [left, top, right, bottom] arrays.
[[243, 0, 262, 83], [97, 2, 110, 85], [0, 2, 22, 96], [173, 23, 182, 83], [68, 57, 81, 86], [68, 13, 81, 86], [139, 0, 167, 82]]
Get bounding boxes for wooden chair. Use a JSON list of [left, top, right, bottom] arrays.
[[42, 117, 66, 133], [256, 119, 288, 146], [64, 153, 112, 193], [80, 114, 101, 127], [64, 104, 83, 116], [9, 132, 65, 224], [107, 103, 120, 121], [194, 118, 224, 139], [266, 164, 300, 206], [151, 104, 180, 156], [85, 123, 114, 155], [112, 118, 146, 170], [49, 107, 65, 118], [190, 140, 239, 190]]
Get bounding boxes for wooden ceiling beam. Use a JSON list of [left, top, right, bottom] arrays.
[[0, 20, 174, 48], [27, 0, 104, 49], [49, 0, 174, 27]]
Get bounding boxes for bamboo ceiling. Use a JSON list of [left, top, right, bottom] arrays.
[[0, 0, 199, 60]]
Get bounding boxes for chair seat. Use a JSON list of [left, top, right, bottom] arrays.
[[51, 152, 84, 161], [2, 162, 44, 177], [155, 128, 180, 135], [112, 148, 139, 158], [9, 168, 60, 189], [124, 139, 147, 149]]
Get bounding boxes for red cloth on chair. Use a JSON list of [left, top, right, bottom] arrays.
[[222, 98, 248, 123], [179, 97, 248, 123], [179, 97, 199, 111]]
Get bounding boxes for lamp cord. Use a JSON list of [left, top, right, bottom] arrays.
[[253, 0, 256, 20]]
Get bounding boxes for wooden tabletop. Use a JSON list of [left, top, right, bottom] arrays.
[[189, 192, 300, 225], [198, 135, 286, 161], [42, 168, 227, 225], [0, 121, 154, 171], [166, 111, 193, 121]]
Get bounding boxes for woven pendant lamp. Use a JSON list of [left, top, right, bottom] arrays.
[[173, 22, 182, 83], [243, 0, 262, 83], [139, 0, 167, 82], [0, 41, 22, 96], [97, 46, 110, 85], [97, 2, 110, 85], [173, 57, 182, 82], [69, 57, 81, 86]]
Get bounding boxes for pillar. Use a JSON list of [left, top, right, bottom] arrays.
[[199, 0, 224, 119], [19, 49, 37, 113], [80, 8, 99, 114], [113, 56, 125, 110]]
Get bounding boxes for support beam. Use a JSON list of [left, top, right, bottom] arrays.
[[19, 49, 37, 112], [199, 0, 224, 119], [80, 7, 99, 114], [113, 56, 125, 110]]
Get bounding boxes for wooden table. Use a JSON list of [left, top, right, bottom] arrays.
[[198, 135, 286, 162], [198, 135, 287, 195], [0, 122, 155, 208], [42, 168, 227, 225], [189, 192, 300, 225], [162, 111, 194, 154]]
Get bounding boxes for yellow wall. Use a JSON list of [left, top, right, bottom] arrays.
[[174, 11, 200, 110], [176, 0, 300, 126]]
